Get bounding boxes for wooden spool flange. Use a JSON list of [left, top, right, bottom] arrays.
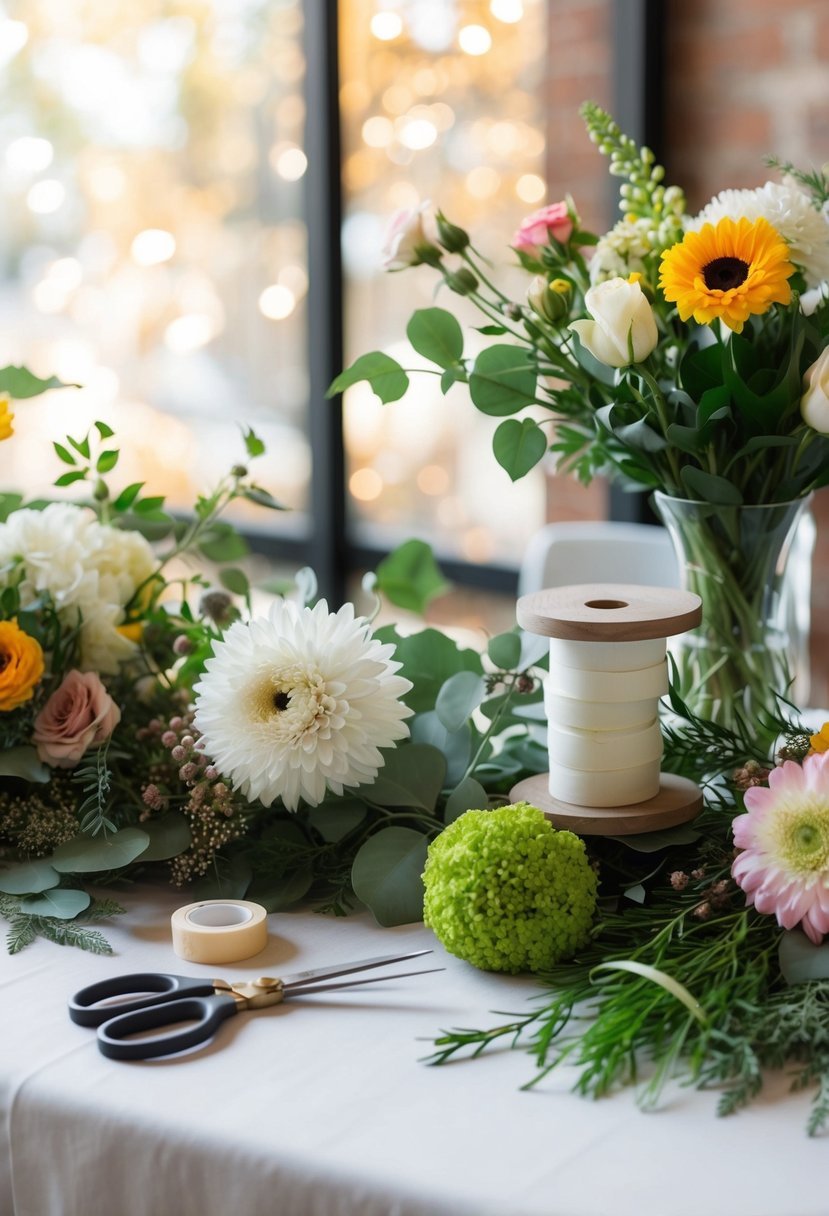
[[511, 583, 703, 836]]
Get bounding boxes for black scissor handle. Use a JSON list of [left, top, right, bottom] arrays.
[[69, 972, 216, 1027], [96, 993, 239, 1060]]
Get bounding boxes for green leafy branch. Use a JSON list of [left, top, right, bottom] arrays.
[[73, 742, 116, 835]]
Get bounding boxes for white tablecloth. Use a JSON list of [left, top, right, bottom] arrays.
[[0, 887, 823, 1216]]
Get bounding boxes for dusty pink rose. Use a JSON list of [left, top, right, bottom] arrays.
[[33, 669, 121, 768], [381, 203, 438, 269], [512, 202, 573, 256]]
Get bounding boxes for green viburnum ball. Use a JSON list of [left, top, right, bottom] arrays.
[[422, 802, 597, 974]]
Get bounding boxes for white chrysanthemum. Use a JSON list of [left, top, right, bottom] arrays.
[[0, 503, 156, 672], [193, 599, 414, 811], [688, 181, 829, 286]]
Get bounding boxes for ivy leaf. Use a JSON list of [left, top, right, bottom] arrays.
[[50, 827, 150, 873], [492, 417, 548, 480], [406, 307, 464, 369], [20, 889, 92, 919], [351, 826, 428, 926], [327, 352, 409, 404], [375, 539, 449, 614], [469, 345, 537, 417]]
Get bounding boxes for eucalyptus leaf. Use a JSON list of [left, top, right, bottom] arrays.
[[246, 866, 313, 912], [779, 930, 829, 985], [444, 776, 488, 823], [406, 307, 464, 369], [606, 824, 701, 853], [190, 858, 252, 901], [327, 352, 409, 404], [410, 712, 472, 787], [373, 626, 483, 713], [20, 889, 91, 920], [0, 859, 60, 895], [518, 631, 549, 671], [362, 743, 446, 811], [307, 799, 368, 842], [51, 827, 151, 874], [488, 631, 522, 671], [0, 747, 50, 783], [137, 814, 192, 862], [435, 671, 486, 732], [351, 826, 428, 926], [469, 345, 537, 417]]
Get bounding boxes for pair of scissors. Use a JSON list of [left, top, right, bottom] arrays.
[[69, 949, 441, 1060]]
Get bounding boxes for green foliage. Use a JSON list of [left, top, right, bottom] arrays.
[[0, 366, 76, 398], [50, 827, 150, 873], [374, 539, 449, 613], [406, 307, 464, 369], [492, 418, 548, 480], [327, 352, 410, 403], [72, 744, 116, 835], [351, 826, 429, 926]]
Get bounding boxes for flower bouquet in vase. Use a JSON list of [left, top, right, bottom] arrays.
[[333, 102, 829, 734]]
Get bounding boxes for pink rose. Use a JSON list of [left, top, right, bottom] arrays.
[[33, 670, 121, 768], [382, 203, 439, 269], [512, 202, 573, 256]]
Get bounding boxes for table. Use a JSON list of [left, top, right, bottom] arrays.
[[1, 887, 824, 1216]]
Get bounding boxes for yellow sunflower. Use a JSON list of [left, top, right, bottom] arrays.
[[659, 215, 794, 333]]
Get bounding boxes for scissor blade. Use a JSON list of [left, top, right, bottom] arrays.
[[285, 967, 444, 997], [281, 949, 433, 990]]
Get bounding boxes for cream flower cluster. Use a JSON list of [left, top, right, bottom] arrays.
[[688, 181, 829, 287], [589, 214, 680, 285], [0, 503, 156, 672]]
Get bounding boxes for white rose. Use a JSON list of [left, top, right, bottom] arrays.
[[569, 277, 658, 368], [381, 203, 437, 270], [801, 347, 829, 434], [800, 282, 829, 317]]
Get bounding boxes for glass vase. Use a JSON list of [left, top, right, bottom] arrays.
[[652, 493, 815, 734]]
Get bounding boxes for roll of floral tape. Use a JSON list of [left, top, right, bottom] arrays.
[[546, 659, 669, 703], [171, 899, 268, 965], [548, 635, 666, 673], [544, 687, 656, 732], [546, 758, 661, 808], [547, 718, 662, 773]]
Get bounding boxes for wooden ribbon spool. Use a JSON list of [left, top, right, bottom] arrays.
[[510, 583, 704, 835]]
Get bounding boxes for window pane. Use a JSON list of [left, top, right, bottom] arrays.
[[0, 0, 309, 532], [340, 0, 549, 567]]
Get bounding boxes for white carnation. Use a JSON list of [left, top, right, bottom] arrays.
[[688, 182, 829, 287], [193, 599, 414, 811], [0, 503, 156, 672]]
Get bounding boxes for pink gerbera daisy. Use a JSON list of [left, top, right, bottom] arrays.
[[732, 752, 829, 944]]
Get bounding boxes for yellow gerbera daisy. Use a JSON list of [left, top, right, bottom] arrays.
[[0, 395, 14, 441], [659, 215, 794, 333]]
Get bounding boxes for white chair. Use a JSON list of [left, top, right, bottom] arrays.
[[518, 520, 679, 597]]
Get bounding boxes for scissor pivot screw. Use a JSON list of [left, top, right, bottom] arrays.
[[255, 976, 280, 989]]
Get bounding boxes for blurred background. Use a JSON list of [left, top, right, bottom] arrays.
[[1, 0, 828, 698]]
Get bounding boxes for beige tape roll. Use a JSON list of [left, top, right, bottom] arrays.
[[171, 899, 268, 965], [548, 636, 666, 673], [547, 758, 661, 808], [546, 659, 668, 703], [544, 685, 656, 731], [548, 718, 662, 773]]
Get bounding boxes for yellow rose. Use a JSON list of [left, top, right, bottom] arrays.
[[0, 619, 45, 710], [810, 722, 829, 754]]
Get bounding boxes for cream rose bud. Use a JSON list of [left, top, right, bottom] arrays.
[[801, 347, 829, 434], [569, 277, 658, 368], [381, 203, 440, 270], [33, 669, 121, 768]]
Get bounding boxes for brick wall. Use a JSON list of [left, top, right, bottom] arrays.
[[541, 0, 829, 707]]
